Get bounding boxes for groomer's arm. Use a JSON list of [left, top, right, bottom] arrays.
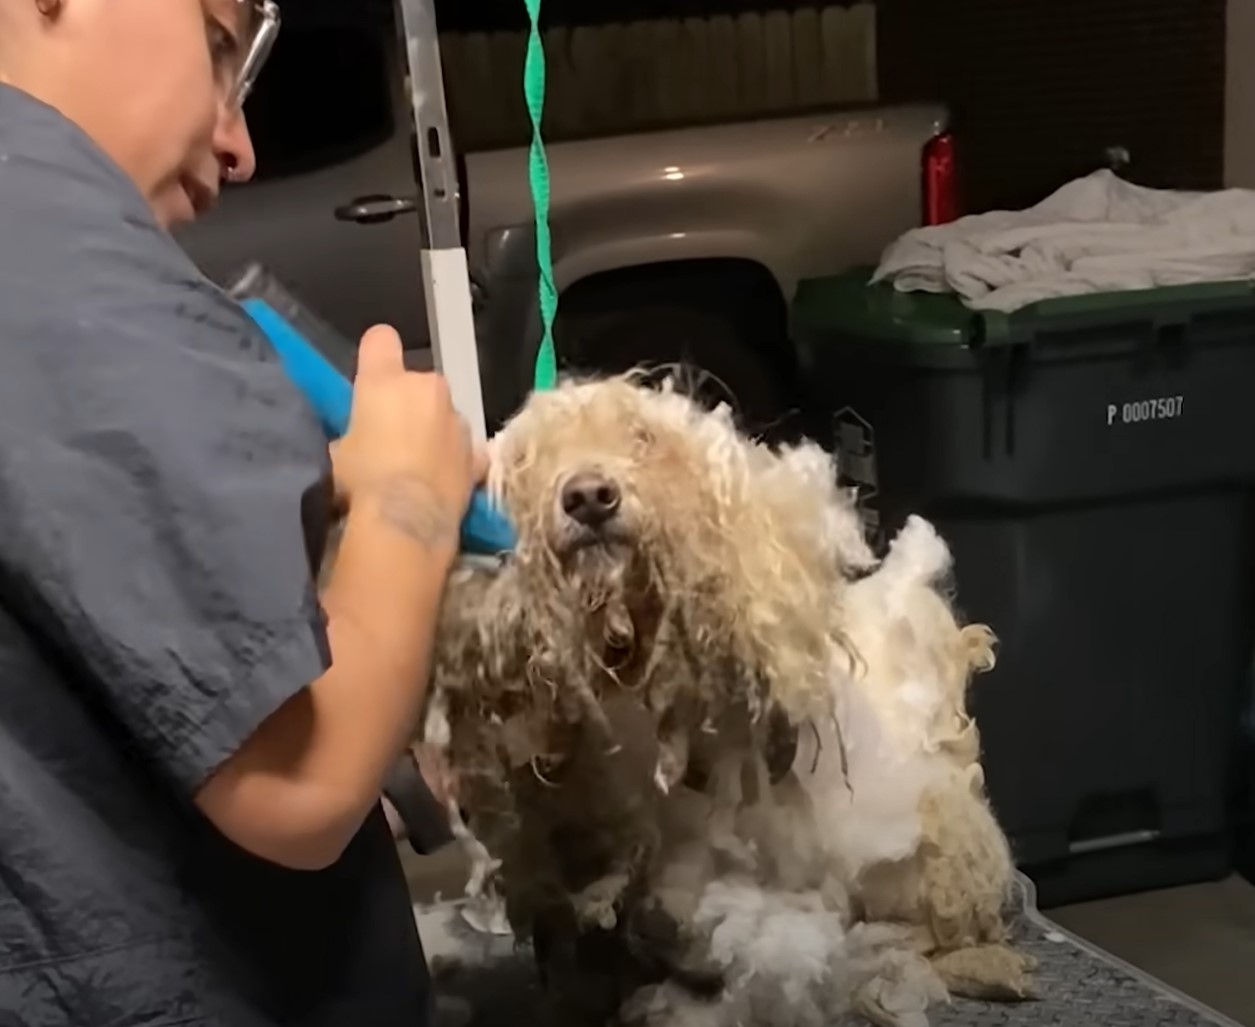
[[4, 305, 484, 873], [195, 327, 482, 871]]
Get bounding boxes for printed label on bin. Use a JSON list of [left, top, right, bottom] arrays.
[[1106, 395, 1185, 427]]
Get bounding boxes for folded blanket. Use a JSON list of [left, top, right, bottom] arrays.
[[872, 170, 1255, 312]]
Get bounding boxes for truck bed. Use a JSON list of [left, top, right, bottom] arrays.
[[415, 873, 1242, 1027]]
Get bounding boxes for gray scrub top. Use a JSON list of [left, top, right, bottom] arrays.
[[0, 85, 431, 1026]]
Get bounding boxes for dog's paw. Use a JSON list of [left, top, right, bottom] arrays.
[[930, 944, 1037, 1002]]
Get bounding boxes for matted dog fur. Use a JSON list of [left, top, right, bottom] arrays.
[[360, 373, 1033, 1026]]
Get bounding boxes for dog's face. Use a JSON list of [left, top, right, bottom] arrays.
[[490, 377, 718, 577], [483, 375, 876, 720]]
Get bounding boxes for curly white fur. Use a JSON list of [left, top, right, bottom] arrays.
[[395, 374, 1033, 1026], [622, 884, 946, 1027], [795, 516, 1034, 1000]]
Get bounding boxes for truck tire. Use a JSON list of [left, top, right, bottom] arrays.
[[554, 265, 803, 444]]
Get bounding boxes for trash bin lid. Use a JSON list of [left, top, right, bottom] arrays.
[[792, 267, 973, 347], [792, 266, 1255, 349]]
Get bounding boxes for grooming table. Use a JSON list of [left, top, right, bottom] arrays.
[[416, 873, 1242, 1027]]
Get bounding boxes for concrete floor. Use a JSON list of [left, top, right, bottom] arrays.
[[400, 842, 1255, 1026], [1051, 876, 1255, 1027]]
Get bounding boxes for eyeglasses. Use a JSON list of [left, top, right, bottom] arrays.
[[226, 0, 281, 109]]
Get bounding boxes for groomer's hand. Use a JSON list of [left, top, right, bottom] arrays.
[[332, 325, 486, 544]]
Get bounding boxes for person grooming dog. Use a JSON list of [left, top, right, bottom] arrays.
[[0, 1, 484, 1024]]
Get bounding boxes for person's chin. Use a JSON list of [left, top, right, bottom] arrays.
[[152, 192, 192, 230], [156, 183, 208, 230]]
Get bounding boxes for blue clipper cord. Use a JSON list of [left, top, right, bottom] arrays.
[[241, 298, 515, 556]]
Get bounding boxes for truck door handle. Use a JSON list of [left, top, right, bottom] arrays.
[[334, 194, 417, 225]]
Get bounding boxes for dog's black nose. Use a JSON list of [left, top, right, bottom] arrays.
[[561, 472, 621, 528]]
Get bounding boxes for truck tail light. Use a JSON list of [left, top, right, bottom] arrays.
[[922, 131, 959, 226]]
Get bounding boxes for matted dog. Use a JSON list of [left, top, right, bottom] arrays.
[[364, 374, 1033, 1026]]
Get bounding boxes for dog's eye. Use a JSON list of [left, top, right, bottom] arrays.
[[633, 425, 655, 448]]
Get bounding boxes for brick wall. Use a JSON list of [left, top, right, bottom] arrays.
[[876, 0, 1226, 212]]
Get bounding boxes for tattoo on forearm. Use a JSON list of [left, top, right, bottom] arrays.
[[372, 478, 458, 551]]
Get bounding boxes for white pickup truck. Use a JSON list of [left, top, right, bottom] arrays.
[[176, 0, 953, 439]]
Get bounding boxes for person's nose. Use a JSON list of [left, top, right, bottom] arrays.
[[215, 106, 257, 185]]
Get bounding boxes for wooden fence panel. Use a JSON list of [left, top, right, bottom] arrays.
[[440, 3, 878, 151]]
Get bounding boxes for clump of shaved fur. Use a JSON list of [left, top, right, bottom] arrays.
[[388, 372, 1033, 1027], [796, 517, 1035, 1003]]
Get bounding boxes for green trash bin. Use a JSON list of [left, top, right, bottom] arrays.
[[792, 268, 1255, 909]]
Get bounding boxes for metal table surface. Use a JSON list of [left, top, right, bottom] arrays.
[[415, 873, 1243, 1027]]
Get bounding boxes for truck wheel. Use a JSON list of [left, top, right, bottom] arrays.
[[555, 267, 803, 444]]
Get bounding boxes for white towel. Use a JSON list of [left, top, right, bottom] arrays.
[[872, 170, 1255, 312]]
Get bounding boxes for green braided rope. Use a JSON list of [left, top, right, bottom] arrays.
[[522, 0, 558, 392]]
